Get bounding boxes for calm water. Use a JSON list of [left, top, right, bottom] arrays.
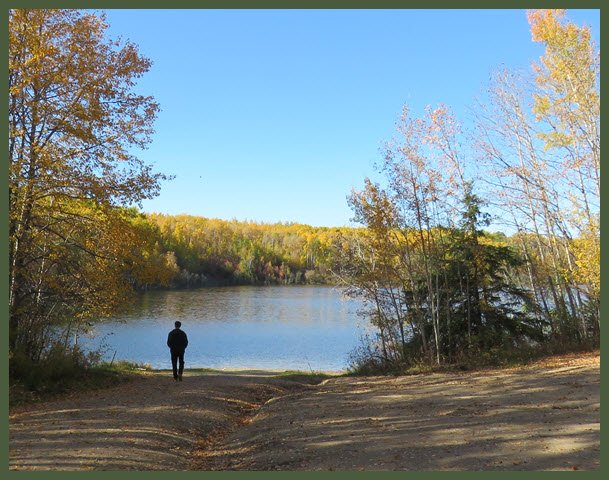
[[84, 286, 365, 372]]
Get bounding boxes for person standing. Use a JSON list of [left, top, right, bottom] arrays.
[[167, 321, 188, 381]]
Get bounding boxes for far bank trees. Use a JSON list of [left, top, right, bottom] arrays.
[[145, 214, 362, 287]]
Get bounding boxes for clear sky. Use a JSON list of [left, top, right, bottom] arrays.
[[102, 9, 600, 228]]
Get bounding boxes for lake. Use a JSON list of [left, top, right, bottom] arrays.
[[83, 285, 366, 372]]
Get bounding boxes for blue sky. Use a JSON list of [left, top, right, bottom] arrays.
[[103, 9, 600, 228]]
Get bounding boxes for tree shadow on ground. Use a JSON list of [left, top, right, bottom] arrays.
[[201, 364, 600, 471]]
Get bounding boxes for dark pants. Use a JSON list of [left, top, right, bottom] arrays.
[[170, 349, 185, 379]]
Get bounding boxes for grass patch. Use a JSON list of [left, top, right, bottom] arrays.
[[150, 367, 337, 385], [154, 367, 218, 375], [346, 343, 600, 377], [9, 360, 150, 407]]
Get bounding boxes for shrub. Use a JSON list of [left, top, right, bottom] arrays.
[[9, 342, 106, 403]]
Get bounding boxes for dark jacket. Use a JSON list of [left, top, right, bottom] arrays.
[[167, 328, 188, 352]]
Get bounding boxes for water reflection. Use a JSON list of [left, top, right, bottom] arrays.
[[85, 286, 364, 372]]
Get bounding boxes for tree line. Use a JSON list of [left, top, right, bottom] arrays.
[[144, 214, 363, 287]]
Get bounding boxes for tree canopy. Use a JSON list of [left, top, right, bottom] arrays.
[[9, 9, 167, 363]]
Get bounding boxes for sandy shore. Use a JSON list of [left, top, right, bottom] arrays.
[[9, 351, 600, 471]]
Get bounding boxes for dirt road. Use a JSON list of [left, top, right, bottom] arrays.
[[9, 371, 316, 470], [9, 352, 600, 471]]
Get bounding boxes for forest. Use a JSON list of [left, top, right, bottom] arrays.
[[142, 213, 362, 287], [8, 9, 599, 383], [338, 10, 599, 368]]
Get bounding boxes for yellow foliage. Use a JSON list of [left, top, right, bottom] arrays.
[[9, 9, 165, 357], [571, 223, 600, 297]]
